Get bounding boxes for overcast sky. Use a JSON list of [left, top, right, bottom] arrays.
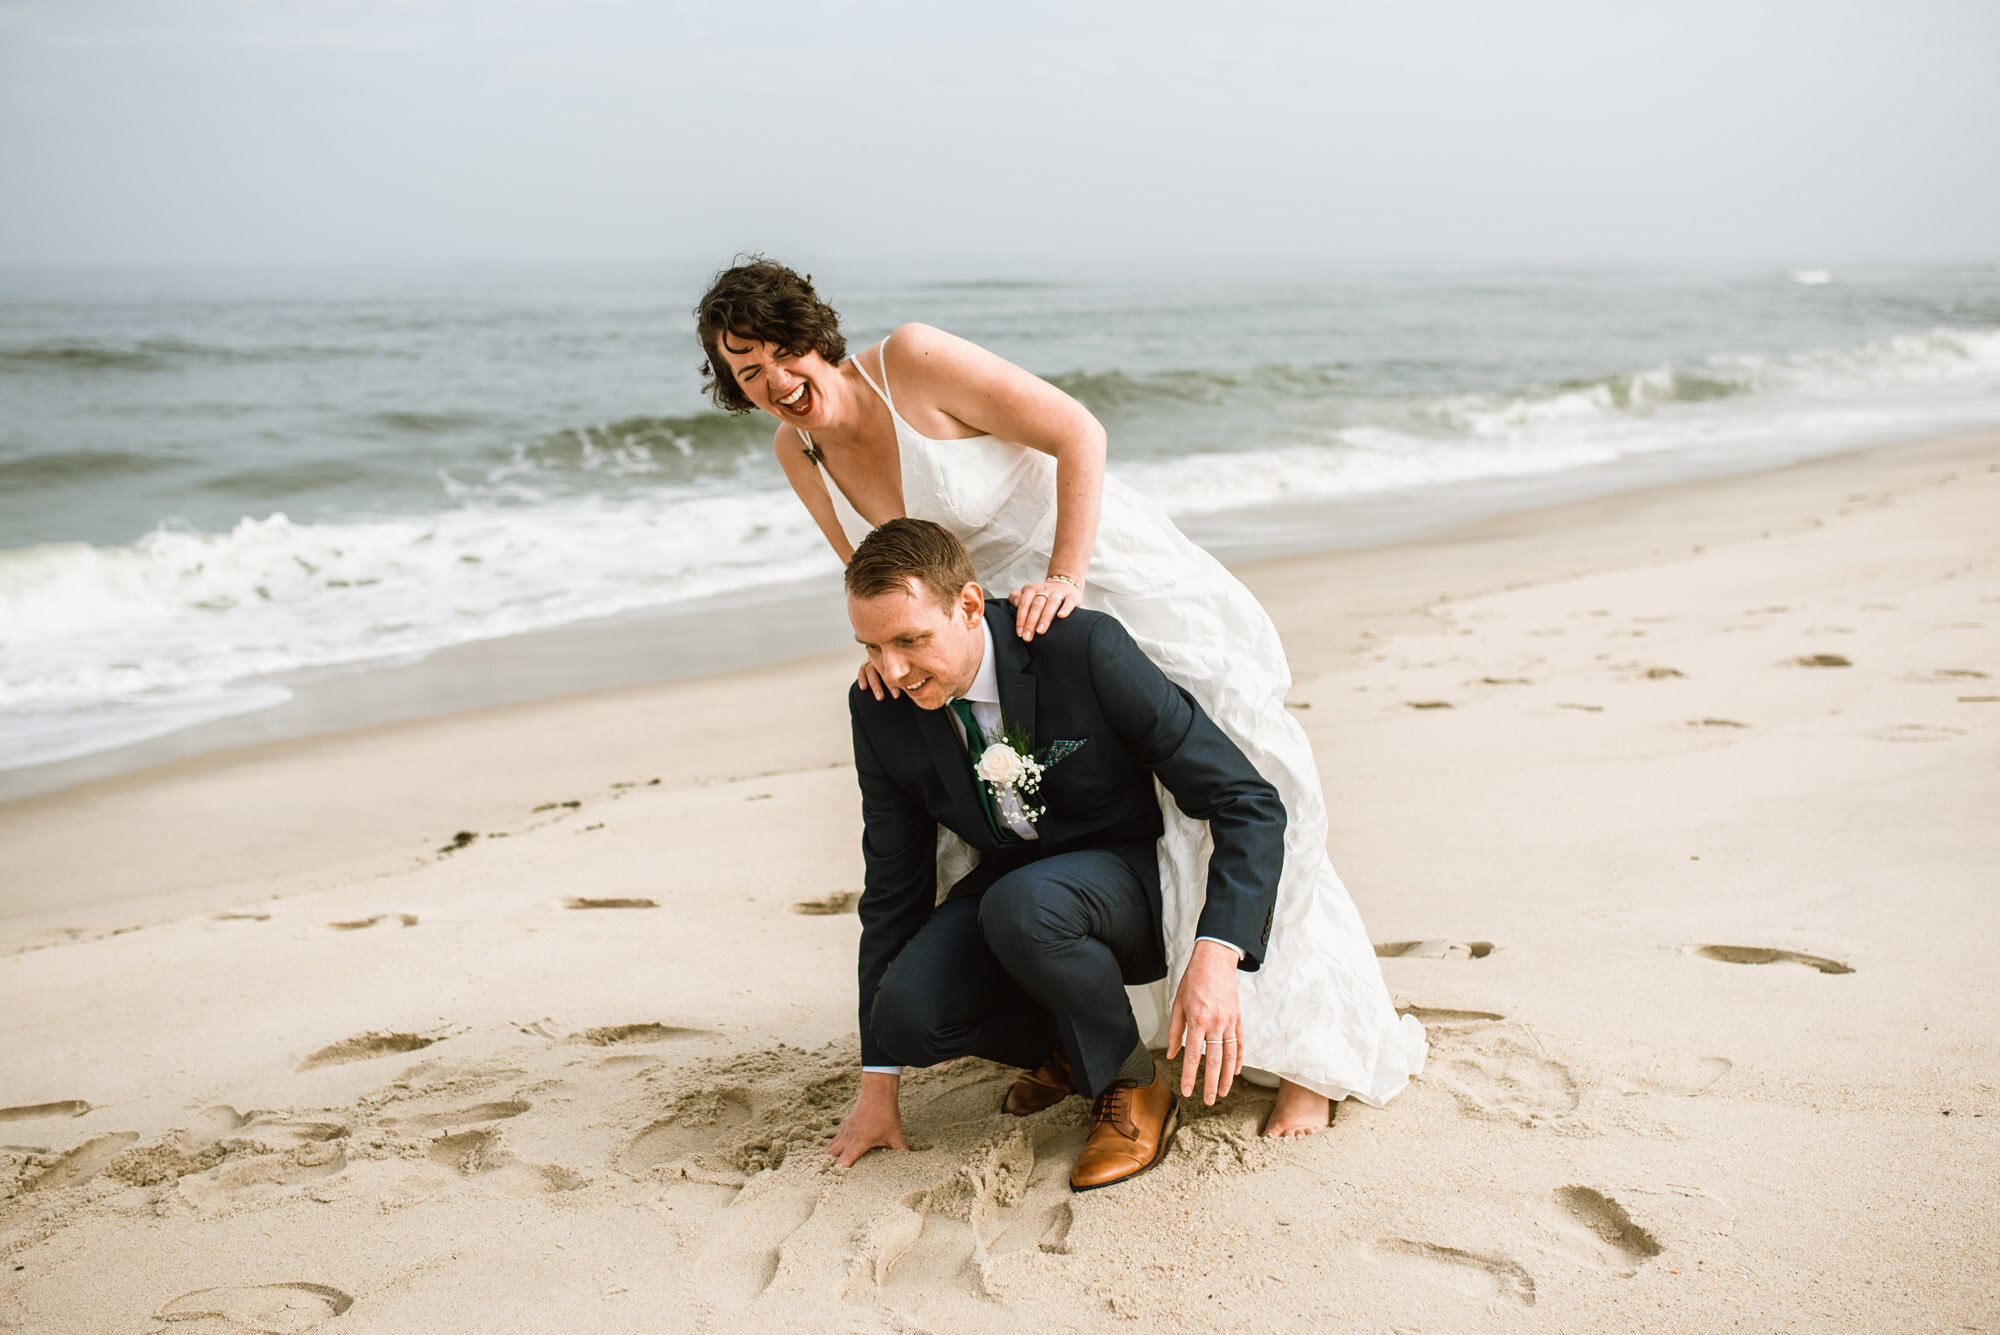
[[1, 0, 1994, 273]]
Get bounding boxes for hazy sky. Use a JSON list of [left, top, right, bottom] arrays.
[[1, 0, 1995, 272]]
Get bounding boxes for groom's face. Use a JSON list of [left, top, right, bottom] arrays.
[[848, 579, 985, 711]]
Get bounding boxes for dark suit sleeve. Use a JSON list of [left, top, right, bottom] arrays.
[[849, 687, 938, 1066], [1084, 615, 1286, 968]]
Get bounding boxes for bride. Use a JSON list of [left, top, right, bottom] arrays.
[[695, 259, 1425, 1136]]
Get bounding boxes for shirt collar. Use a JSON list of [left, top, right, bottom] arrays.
[[957, 615, 1000, 706]]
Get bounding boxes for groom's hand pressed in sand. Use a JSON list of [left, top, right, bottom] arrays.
[[828, 1071, 908, 1167], [1167, 938, 1245, 1105]]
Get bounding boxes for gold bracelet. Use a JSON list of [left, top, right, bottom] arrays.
[[1047, 573, 1083, 590]]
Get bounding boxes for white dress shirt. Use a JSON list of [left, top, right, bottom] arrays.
[[946, 617, 1040, 841]]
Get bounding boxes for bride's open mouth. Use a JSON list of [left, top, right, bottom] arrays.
[[776, 380, 813, 416]]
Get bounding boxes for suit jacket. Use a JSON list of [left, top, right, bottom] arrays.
[[848, 599, 1286, 1066]]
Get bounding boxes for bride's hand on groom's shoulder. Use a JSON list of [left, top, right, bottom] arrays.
[[828, 1073, 908, 1167], [858, 658, 899, 702], [1008, 580, 1083, 641]]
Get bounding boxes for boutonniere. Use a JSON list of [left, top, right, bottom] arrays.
[[971, 724, 1088, 825], [972, 717, 1046, 821]]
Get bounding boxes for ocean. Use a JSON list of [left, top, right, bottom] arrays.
[[4, 263, 1999, 784]]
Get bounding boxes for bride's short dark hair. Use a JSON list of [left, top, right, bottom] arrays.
[[694, 257, 848, 414], [846, 519, 978, 613]]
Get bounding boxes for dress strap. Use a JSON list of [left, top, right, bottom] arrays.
[[795, 427, 823, 466], [850, 330, 899, 417]]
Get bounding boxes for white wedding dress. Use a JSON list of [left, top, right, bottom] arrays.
[[810, 336, 1427, 1106]]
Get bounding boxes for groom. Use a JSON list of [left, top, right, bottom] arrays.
[[827, 519, 1286, 1190]]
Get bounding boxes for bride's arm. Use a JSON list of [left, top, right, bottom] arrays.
[[774, 426, 857, 564], [881, 323, 1105, 640], [775, 428, 901, 700]]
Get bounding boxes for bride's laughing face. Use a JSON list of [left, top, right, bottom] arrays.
[[715, 336, 840, 429]]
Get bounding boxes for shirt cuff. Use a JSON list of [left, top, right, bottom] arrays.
[[1195, 935, 1246, 961], [861, 1065, 904, 1076]]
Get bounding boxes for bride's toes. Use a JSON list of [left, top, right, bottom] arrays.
[[1260, 1083, 1332, 1138]]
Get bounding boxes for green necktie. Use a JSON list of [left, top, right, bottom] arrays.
[[950, 699, 1018, 844]]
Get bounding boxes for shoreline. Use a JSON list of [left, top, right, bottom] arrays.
[[2, 426, 1992, 941], [1, 425, 1993, 1332], [4, 416, 1977, 805]]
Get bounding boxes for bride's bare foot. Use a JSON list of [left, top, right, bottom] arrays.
[[1261, 1080, 1332, 1138]]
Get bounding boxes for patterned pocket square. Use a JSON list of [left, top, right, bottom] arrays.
[[1036, 738, 1087, 770]]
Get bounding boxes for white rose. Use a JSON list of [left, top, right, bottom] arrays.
[[975, 743, 1027, 787]]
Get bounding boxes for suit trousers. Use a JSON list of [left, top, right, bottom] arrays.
[[869, 847, 1166, 1098]]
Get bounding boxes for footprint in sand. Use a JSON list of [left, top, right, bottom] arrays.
[[1866, 723, 1965, 743], [177, 1143, 348, 1213], [1551, 1185, 1662, 1277], [158, 1281, 352, 1332], [1616, 1055, 1734, 1098], [1399, 1006, 1506, 1029], [1376, 940, 1496, 959], [1372, 1238, 1536, 1305], [851, 1122, 1079, 1305], [381, 1101, 529, 1134], [326, 914, 418, 931], [427, 1127, 505, 1175], [563, 896, 658, 910], [238, 1112, 351, 1148], [22, 1132, 141, 1192], [878, 1193, 984, 1296], [692, 1176, 823, 1308], [296, 1031, 436, 1072], [1689, 945, 1853, 974], [1428, 1031, 1580, 1126], [0, 1100, 91, 1123], [790, 890, 861, 915], [568, 1022, 707, 1046], [1787, 653, 1851, 668], [619, 1088, 755, 1174], [904, 1061, 1023, 1129]]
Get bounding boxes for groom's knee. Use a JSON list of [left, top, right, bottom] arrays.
[[978, 872, 1078, 967]]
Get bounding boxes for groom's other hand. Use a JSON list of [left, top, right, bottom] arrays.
[[1166, 938, 1246, 1105], [828, 1071, 909, 1167]]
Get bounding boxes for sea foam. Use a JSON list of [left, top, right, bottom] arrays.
[[4, 321, 1997, 771]]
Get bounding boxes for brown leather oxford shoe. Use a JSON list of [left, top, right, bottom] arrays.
[[1004, 1045, 1076, 1116], [1069, 1059, 1179, 1191]]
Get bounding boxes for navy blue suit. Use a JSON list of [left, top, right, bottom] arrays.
[[849, 599, 1286, 1096]]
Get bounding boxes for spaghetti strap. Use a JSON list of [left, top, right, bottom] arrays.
[[850, 330, 898, 416]]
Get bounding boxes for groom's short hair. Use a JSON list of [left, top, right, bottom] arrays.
[[846, 519, 978, 612]]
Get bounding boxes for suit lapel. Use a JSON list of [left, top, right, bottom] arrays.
[[918, 705, 987, 842], [990, 606, 1038, 755]]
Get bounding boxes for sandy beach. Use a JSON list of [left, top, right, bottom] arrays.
[[3, 428, 1996, 1333]]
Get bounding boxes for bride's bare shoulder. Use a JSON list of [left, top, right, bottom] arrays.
[[881, 322, 997, 382]]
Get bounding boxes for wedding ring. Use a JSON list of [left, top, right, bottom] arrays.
[[1204, 1039, 1222, 1046]]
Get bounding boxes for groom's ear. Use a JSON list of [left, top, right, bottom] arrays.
[[958, 583, 985, 625]]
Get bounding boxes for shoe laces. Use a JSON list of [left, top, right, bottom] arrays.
[[1091, 1082, 1139, 1139]]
